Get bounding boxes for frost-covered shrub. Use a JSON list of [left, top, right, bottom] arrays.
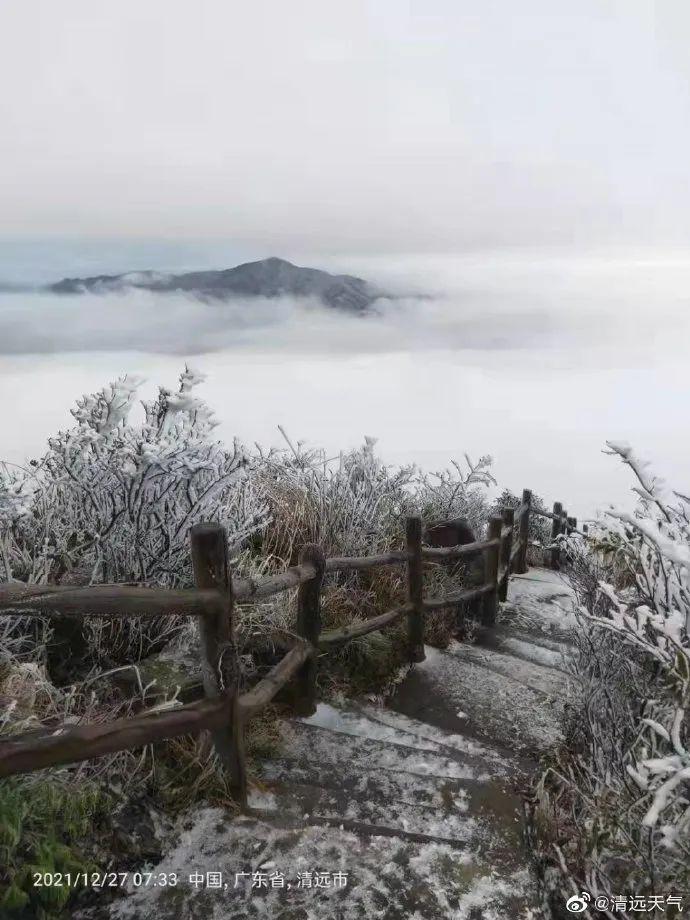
[[416, 454, 495, 538], [490, 487, 551, 545], [251, 437, 415, 693], [234, 438, 498, 694], [534, 442, 689, 906], [1, 370, 498, 681], [489, 487, 552, 566], [2, 368, 267, 588], [254, 433, 417, 566], [0, 368, 269, 668]]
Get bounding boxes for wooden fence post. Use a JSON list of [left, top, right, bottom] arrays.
[[294, 544, 326, 716], [515, 488, 531, 575], [498, 507, 514, 602], [550, 502, 563, 570], [482, 516, 503, 626], [406, 516, 425, 663], [190, 523, 246, 808]]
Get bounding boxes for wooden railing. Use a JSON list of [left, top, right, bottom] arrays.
[[0, 487, 575, 805], [532, 500, 583, 569]]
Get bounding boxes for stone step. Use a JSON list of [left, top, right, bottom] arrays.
[[300, 701, 510, 769], [394, 645, 567, 756], [442, 639, 568, 697]]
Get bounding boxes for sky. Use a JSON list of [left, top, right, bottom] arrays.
[[1, 1, 690, 250]]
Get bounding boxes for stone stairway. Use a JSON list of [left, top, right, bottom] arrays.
[[90, 568, 577, 920]]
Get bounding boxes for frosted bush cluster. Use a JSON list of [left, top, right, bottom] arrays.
[[254, 432, 417, 563], [246, 433, 496, 567], [594, 443, 689, 836], [538, 441, 689, 904], [0, 368, 496, 668], [0, 368, 268, 588], [416, 454, 495, 537]]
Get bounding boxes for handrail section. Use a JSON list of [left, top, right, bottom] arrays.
[[0, 487, 577, 797]]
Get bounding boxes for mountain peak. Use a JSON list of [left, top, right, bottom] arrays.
[[48, 257, 385, 312]]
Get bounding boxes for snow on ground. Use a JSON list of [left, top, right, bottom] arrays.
[[253, 714, 503, 843], [95, 805, 537, 920], [393, 568, 577, 756], [246, 788, 279, 810], [503, 569, 578, 636], [81, 568, 572, 919], [272, 717, 497, 783], [495, 635, 565, 669], [409, 642, 566, 753], [300, 702, 509, 766]]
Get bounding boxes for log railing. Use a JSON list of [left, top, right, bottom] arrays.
[[530, 499, 583, 569], [0, 487, 577, 803]]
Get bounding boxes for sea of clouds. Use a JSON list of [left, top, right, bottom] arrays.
[[1, 249, 688, 518], [1, 248, 689, 359]]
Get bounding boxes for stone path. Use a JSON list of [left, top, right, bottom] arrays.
[[84, 568, 577, 920]]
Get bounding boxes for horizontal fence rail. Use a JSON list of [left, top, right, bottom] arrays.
[[0, 582, 219, 617], [0, 487, 580, 797]]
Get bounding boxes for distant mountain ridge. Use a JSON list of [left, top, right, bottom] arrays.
[[48, 257, 386, 313]]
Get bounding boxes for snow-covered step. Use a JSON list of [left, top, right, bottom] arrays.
[[505, 570, 578, 637], [255, 757, 476, 816], [250, 777, 481, 846], [491, 624, 574, 656], [394, 644, 567, 755], [262, 717, 502, 785], [443, 640, 568, 697], [478, 629, 569, 672], [317, 701, 511, 767], [101, 809, 539, 920]]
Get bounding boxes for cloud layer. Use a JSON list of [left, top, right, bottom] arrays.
[[1, 250, 688, 359]]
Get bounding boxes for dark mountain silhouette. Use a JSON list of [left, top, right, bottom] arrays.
[[48, 257, 386, 312]]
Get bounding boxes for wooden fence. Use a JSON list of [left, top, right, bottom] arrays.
[[0, 490, 578, 806]]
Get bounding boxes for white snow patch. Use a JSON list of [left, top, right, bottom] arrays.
[[444, 640, 567, 697], [99, 809, 530, 920], [507, 570, 578, 631], [415, 642, 566, 750], [300, 702, 439, 753], [454, 868, 535, 918], [247, 787, 278, 810], [498, 635, 566, 668], [353, 703, 509, 767], [280, 717, 495, 782]]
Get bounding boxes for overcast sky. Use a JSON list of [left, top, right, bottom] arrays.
[[1, 1, 690, 252]]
